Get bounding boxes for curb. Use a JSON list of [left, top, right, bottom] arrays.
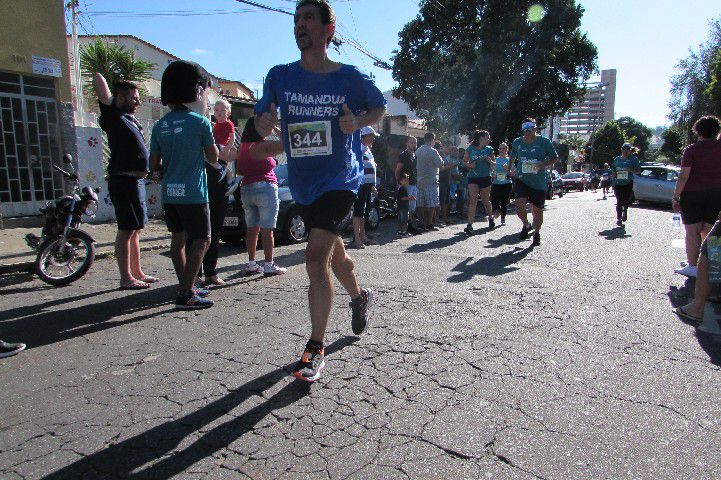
[[0, 242, 171, 275]]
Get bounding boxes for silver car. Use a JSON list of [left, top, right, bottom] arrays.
[[632, 164, 679, 205]]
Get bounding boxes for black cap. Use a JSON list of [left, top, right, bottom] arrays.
[[161, 60, 212, 106]]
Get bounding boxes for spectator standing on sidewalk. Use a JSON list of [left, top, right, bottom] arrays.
[[396, 173, 414, 236], [673, 116, 721, 278], [150, 60, 220, 309], [396, 136, 419, 232], [352, 126, 380, 249], [93, 73, 157, 290], [187, 99, 234, 286], [415, 132, 444, 231]]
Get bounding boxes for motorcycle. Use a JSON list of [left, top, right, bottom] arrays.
[[376, 185, 398, 220], [25, 154, 100, 285]]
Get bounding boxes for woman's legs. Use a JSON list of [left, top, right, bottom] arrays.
[[261, 228, 275, 262], [500, 183, 512, 222], [490, 184, 500, 217], [466, 183, 480, 226], [204, 191, 228, 280], [479, 186, 493, 225], [246, 226, 261, 261], [685, 222, 704, 267]]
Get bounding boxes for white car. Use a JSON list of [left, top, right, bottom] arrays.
[[632, 164, 679, 205]]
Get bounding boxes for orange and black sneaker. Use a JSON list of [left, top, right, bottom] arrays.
[[293, 340, 325, 382]]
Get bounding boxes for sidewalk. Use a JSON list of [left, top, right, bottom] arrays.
[[0, 219, 171, 273]]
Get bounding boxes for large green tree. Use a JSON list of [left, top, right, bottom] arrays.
[[616, 116, 653, 157], [79, 38, 155, 98], [660, 128, 684, 161], [706, 50, 721, 116], [589, 121, 624, 165], [669, 18, 721, 143], [392, 0, 598, 142]]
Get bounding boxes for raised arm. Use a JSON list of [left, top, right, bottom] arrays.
[[92, 72, 112, 106]]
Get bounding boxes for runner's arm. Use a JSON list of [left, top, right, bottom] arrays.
[[204, 145, 219, 166], [354, 106, 386, 130], [92, 73, 112, 106]]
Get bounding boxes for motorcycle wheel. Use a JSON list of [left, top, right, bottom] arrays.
[[35, 235, 95, 286]]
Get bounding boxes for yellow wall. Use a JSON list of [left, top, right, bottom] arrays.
[[0, 0, 71, 102]]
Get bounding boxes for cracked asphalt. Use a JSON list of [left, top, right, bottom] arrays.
[[2, 191, 721, 479]]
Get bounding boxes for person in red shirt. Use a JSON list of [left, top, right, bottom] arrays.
[[673, 115, 721, 278], [213, 99, 235, 148]]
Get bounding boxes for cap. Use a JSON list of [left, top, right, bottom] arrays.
[[622, 143, 632, 149], [360, 126, 380, 137]]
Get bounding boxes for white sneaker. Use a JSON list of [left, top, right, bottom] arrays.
[[264, 262, 287, 277], [244, 262, 263, 275], [674, 265, 698, 277]]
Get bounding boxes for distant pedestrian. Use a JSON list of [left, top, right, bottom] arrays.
[[612, 143, 641, 227], [439, 144, 458, 225], [396, 173, 414, 236], [93, 73, 157, 290], [491, 142, 513, 225], [396, 136, 419, 230], [187, 99, 234, 286], [509, 118, 559, 246], [233, 118, 287, 277], [415, 132, 445, 231], [352, 126, 380, 249], [463, 130, 495, 234], [598, 162, 612, 200], [150, 60, 221, 309], [673, 115, 721, 278]]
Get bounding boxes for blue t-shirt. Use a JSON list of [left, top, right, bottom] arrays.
[[612, 155, 641, 186], [598, 168, 613, 181], [511, 136, 558, 191], [150, 109, 214, 204], [467, 145, 494, 178], [493, 157, 512, 185], [255, 62, 387, 205]]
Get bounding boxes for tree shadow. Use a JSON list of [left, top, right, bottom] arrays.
[[598, 226, 632, 240], [448, 245, 534, 282], [40, 336, 359, 480]]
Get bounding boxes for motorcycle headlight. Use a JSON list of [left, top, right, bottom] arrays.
[[84, 200, 98, 216]]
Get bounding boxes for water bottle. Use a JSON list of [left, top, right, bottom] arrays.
[[672, 213, 681, 230]]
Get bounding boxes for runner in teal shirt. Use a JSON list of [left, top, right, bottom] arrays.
[[612, 152, 641, 187], [509, 118, 558, 246], [467, 145, 495, 178], [462, 130, 496, 233], [611, 143, 641, 226]]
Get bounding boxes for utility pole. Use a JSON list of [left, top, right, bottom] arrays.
[[68, 1, 84, 126]]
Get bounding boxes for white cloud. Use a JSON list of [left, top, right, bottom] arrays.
[[190, 48, 210, 55]]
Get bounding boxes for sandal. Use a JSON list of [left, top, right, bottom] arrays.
[[137, 275, 159, 283], [673, 306, 702, 323], [204, 277, 226, 286], [119, 280, 150, 290]]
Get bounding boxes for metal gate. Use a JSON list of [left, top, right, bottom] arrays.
[[0, 71, 64, 217]]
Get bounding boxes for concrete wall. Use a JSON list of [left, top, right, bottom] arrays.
[[0, 0, 72, 103]]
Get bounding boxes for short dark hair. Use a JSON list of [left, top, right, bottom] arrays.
[[472, 130, 490, 146], [296, 0, 336, 46], [161, 60, 212, 106], [113, 80, 138, 97], [241, 117, 263, 143], [693, 116, 721, 139], [424, 132, 435, 143]]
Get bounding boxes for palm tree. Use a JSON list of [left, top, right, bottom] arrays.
[[79, 38, 156, 98]]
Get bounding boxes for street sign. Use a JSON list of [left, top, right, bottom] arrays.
[[32, 56, 62, 77]]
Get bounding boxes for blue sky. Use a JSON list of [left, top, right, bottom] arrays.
[[76, 0, 721, 128]]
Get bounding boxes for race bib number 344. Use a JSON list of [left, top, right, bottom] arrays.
[[288, 121, 332, 158]]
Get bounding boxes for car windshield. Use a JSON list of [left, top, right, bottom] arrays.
[[562, 173, 582, 179]]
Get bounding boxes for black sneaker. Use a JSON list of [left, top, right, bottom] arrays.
[[464, 224, 474, 235], [350, 288, 373, 335], [293, 341, 325, 382], [616, 219, 623, 227], [176, 292, 214, 309], [532, 232, 541, 246], [500, 216, 506, 225], [0, 340, 26, 358], [488, 218, 495, 229], [519, 224, 531, 240]]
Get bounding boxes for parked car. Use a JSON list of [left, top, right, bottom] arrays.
[[561, 172, 586, 192], [632, 164, 679, 206], [220, 164, 380, 244]]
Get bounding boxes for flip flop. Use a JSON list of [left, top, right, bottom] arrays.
[[119, 281, 150, 290], [673, 306, 702, 323], [137, 275, 160, 283]]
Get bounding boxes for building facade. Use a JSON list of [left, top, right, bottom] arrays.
[[0, 0, 76, 218]]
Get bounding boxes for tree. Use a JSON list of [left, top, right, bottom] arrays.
[[706, 49, 721, 116], [391, 0, 598, 143], [669, 18, 721, 143], [660, 128, 684, 161], [616, 116, 653, 157], [589, 121, 624, 165], [79, 38, 155, 99], [559, 133, 586, 151]]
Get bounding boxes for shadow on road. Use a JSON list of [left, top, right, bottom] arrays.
[[667, 279, 721, 366], [404, 231, 470, 254], [448, 245, 534, 282], [484, 230, 524, 248], [40, 336, 359, 480], [598, 226, 632, 240]]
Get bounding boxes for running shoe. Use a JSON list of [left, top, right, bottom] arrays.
[[464, 224, 474, 235], [532, 232, 541, 246], [488, 218, 495, 229], [244, 262, 264, 275], [264, 262, 287, 277], [193, 286, 211, 298], [674, 265, 698, 277], [350, 288, 374, 335], [0, 340, 26, 358], [519, 224, 531, 240], [293, 341, 325, 382], [176, 292, 214, 309], [616, 219, 623, 227]]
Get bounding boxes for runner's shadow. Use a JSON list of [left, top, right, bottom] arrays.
[[404, 232, 469, 254], [598, 226, 632, 240], [484, 231, 523, 248], [40, 336, 359, 480], [448, 245, 534, 282]]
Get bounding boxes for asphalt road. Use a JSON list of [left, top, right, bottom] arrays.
[[2, 190, 720, 480]]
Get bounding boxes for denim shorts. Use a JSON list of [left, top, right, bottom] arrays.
[[241, 181, 279, 229]]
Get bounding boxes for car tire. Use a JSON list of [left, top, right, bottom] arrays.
[[284, 208, 308, 244]]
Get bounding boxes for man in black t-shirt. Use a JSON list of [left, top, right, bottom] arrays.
[[94, 73, 157, 290], [395, 135, 418, 226]]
